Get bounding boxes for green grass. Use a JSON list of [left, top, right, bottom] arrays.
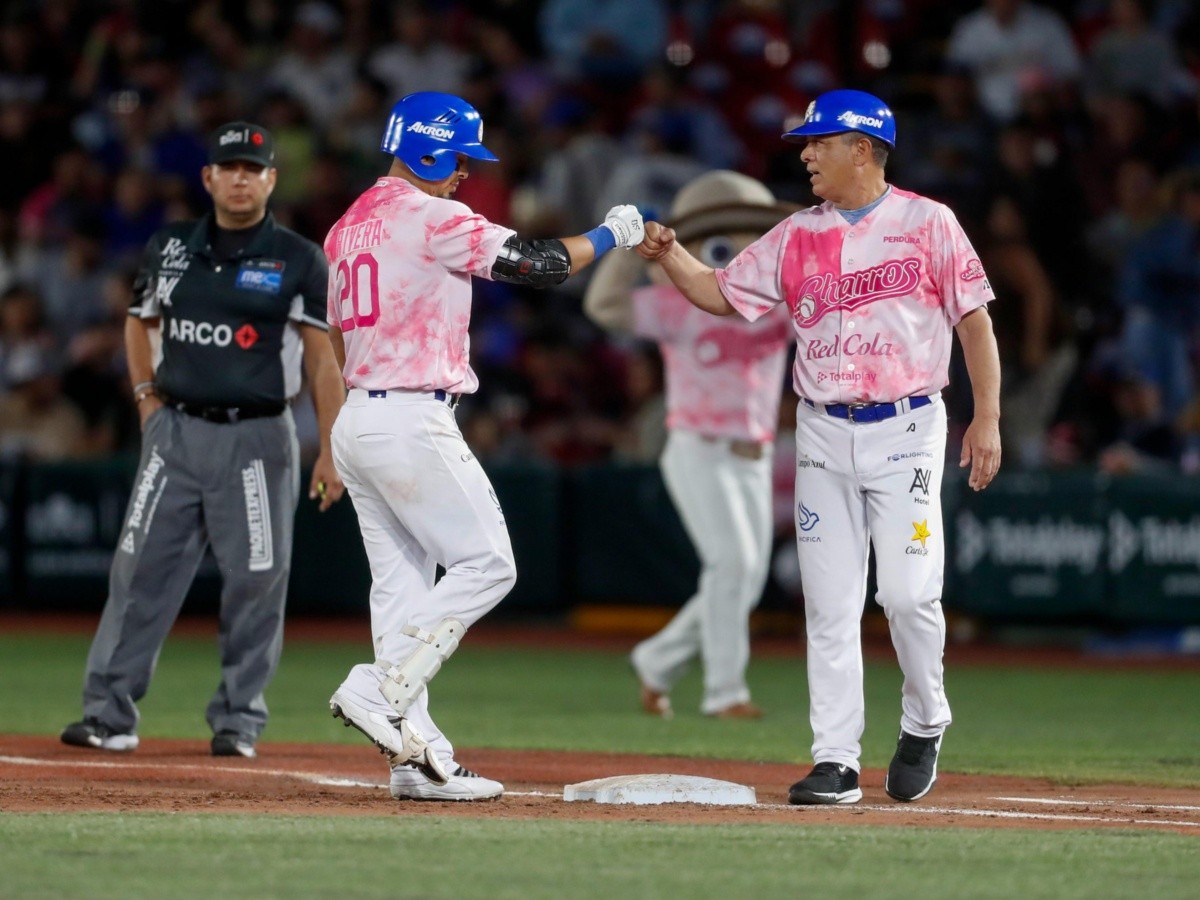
[[3, 628, 1199, 899], [1, 814, 1197, 900], [5, 630, 1197, 785]]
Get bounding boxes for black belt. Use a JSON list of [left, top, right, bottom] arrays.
[[802, 395, 931, 424], [169, 399, 286, 424]]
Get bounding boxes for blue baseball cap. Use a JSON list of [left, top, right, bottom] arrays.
[[380, 92, 499, 181], [782, 89, 896, 148]]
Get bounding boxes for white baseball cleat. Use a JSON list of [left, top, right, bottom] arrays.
[[390, 763, 503, 801], [329, 689, 448, 785]]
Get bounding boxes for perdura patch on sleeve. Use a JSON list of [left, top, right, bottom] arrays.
[[236, 259, 286, 293]]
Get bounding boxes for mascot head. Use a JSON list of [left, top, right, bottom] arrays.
[[651, 170, 796, 282]]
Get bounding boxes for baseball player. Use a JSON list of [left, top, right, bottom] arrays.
[[61, 121, 346, 759], [584, 170, 794, 719], [324, 91, 644, 800], [638, 90, 1001, 804]]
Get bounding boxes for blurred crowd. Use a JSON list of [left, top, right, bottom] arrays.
[[4, 0, 1200, 485]]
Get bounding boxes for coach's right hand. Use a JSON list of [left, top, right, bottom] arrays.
[[638, 220, 676, 261]]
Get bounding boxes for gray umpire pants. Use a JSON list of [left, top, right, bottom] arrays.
[[81, 406, 300, 739]]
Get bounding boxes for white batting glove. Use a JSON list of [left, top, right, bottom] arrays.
[[603, 205, 645, 250]]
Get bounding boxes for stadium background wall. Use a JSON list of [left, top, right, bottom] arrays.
[[0, 460, 1197, 626]]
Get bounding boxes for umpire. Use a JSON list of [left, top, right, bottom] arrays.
[[61, 121, 346, 758]]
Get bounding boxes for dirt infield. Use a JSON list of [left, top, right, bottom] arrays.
[[4, 614, 1199, 833], [2, 735, 1198, 833]]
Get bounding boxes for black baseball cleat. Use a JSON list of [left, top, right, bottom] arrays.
[[788, 762, 863, 805], [60, 718, 139, 752], [885, 731, 942, 802], [211, 731, 257, 759]]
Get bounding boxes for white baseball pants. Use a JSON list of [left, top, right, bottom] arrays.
[[331, 388, 516, 765], [793, 397, 951, 771], [632, 430, 773, 714]]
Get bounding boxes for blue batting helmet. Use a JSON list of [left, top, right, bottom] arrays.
[[380, 91, 499, 181], [782, 89, 896, 148]]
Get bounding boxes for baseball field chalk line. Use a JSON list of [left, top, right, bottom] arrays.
[[4, 756, 1196, 826], [993, 796, 1200, 812], [0, 755, 386, 790], [845, 804, 1200, 827]]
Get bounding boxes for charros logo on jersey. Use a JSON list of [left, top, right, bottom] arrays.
[[793, 257, 921, 327]]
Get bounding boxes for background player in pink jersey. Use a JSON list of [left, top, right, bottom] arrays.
[[638, 90, 1002, 805], [584, 170, 794, 720], [324, 92, 644, 801]]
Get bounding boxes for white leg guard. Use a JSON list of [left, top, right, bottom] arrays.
[[380, 618, 465, 716]]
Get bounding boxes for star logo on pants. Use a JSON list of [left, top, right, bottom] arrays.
[[911, 519, 931, 548]]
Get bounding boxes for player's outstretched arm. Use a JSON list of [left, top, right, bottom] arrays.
[[491, 205, 645, 288], [638, 221, 735, 316], [955, 307, 1002, 491]]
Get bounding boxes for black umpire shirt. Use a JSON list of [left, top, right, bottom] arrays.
[[129, 213, 328, 408]]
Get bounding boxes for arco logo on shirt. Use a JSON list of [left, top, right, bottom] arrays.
[[236, 324, 259, 349], [167, 318, 258, 349]]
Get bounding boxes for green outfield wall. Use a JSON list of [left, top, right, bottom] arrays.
[[0, 460, 1196, 625]]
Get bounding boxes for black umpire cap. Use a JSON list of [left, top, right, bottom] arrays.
[[207, 121, 276, 167]]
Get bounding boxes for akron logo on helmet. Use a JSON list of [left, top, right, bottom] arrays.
[[407, 122, 455, 140], [837, 111, 884, 129]]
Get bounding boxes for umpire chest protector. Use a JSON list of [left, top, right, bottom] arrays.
[[131, 213, 327, 408]]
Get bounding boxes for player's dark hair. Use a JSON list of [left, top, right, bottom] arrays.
[[840, 132, 889, 169]]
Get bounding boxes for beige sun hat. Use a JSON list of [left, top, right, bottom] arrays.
[[666, 170, 798, 243]]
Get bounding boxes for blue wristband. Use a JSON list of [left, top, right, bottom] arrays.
[[584, 223, 617, 258]]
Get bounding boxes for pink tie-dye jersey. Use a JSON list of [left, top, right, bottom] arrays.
[[633, 284, 790, 442], [323, 177, 515, 393], [715, 187, 994, 404]]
